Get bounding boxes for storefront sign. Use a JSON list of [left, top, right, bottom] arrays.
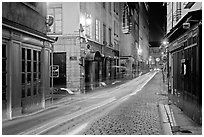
[[50, 65, 59, 78], [70, 56, 77, 61]]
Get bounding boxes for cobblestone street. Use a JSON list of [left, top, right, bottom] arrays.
[[82, 72, 168, 135]]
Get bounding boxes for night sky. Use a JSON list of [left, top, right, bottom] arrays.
[[148, 2, 167, 46]]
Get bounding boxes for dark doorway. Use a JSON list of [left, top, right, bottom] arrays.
[[53, 52, 66, 87]]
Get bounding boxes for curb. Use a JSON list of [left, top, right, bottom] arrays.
[[158, 104, 173, 135]]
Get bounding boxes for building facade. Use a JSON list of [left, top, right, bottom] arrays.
[[165, 2, 202, 124], [47, 2, 120, 92], [119, 2, 150, 78], [2, 2, 55, 119], [119, 3, 139, 78], [138, 3, 150, 74], [166, 2, 202, 33]]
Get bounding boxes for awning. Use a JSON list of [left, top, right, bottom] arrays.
[[85, 51, 102, 61]]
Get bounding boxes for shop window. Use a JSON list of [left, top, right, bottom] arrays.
[[21, 48, 41, 98], [33, 50, 37, 61]]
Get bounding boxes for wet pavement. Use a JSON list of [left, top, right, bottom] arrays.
[[81, 71, 167, 135], [2, 71, 202, 135]]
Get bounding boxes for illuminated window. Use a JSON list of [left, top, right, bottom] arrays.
[[95, 19, 100, 42]]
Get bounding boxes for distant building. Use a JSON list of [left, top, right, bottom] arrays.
[[119, 2, 139, 78], [2, 2, 55, 120], [149, 46, 162, 69], [138, 2, 150, 73], [47, 2, 120, 92]]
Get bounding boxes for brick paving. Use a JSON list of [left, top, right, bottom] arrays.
[[82, 72, 169, 135]]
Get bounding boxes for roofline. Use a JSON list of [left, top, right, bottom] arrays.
[[164, 9, 202, 40]]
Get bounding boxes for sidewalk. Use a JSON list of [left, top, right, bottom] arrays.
[[159, 76, 202, 135]]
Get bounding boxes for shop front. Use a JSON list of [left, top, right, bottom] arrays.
[[2, 19, 55, 119], [85, 51, 103, 91], [165, 10, 202, 124]]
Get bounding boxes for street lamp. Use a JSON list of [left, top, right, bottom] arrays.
[[137, 47, 142, 76], [79, 16, 92, 94], [162, 40, 170, 94]]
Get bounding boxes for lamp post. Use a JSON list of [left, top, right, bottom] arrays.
[[79, 16, 92, 94], [138, 48, 142, 76], [162, 40, 170, 94]]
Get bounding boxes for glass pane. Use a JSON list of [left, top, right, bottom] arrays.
[[27, 49, 31, 60], [55, 21, 62, 27], [22, 60, 25, 72], [33, 73, 37, 82], [33, 86, 37, 95], [27, 61, 31, 72], [27, 73, 31, 83], [38, 73, 41, 79], [38, 63, 41, 72], [27, 87, 31, 96], [55, 14, 61, 20], [34, 62, 37, 72], [22, 86, 25, 98], [48, 8, 54, 15], [33, 50, 37, 61], [38, 51, 41, 61], [22, 48, 25, 59], [55, 26, 62, 33], [55, 8, 62, 14], [22, 73, 25, 84]]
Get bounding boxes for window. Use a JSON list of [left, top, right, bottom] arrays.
[[109, 28, 112, 45], [109, 2, 112, 14], [47, 5, 62, 34], [95, 19, 100, 42], [21, 48, 41, 98], [86, 20, 91, 38], [114, 2, 119, 15], [114, 20, 119, 37], [122, 3, 130, 34], [103, 24, 106, 44]]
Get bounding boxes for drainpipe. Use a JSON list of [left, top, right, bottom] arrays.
[[51, 43, 54, 103]]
